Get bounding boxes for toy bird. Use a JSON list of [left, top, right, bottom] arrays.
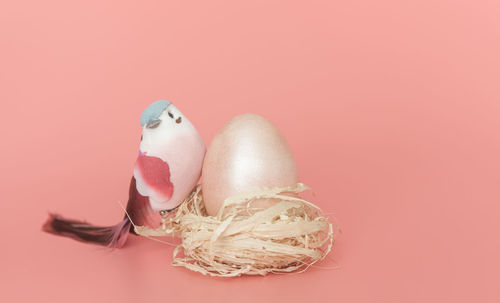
[[42, 100, 206, 247]]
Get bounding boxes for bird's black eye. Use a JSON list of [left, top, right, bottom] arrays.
[[168, 112, 174, 119], [141, 135, 143, 141], [147, 120, 161, 129]]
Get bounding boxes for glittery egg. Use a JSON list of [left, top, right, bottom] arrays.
[[201, 114, 299, 216]]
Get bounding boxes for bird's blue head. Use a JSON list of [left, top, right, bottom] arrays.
[[140, 100, 172, 127]]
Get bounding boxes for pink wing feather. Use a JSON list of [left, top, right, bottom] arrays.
[[135, 155, 174, 200]]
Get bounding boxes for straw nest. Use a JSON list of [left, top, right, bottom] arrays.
[[134, 183, 338, 277]]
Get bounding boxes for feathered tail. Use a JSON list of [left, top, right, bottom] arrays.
[[42, 177, 159, 248], [42, 214, 131, 248]]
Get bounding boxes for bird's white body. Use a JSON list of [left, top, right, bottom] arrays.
[[134, 103, 206, 211]]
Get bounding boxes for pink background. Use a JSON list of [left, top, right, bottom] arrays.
[[1, 1, 499, 302]]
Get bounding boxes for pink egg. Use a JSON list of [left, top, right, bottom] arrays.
[[202, 114, 299, 216]]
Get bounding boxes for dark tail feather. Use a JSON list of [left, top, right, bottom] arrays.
[[42, 176, 160, 248], [42, 214, 131, 248]]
